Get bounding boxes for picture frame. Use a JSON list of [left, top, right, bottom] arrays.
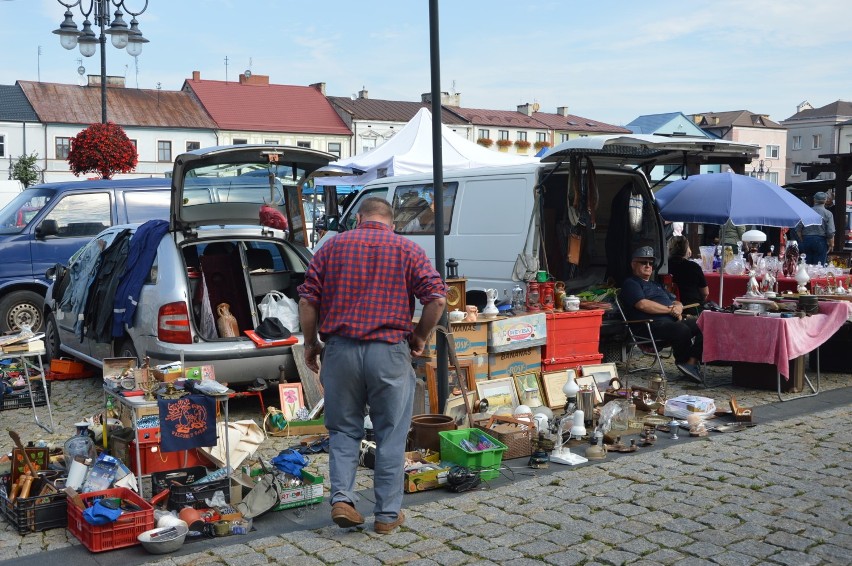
[[444, 391, 477, 427], [541, 369, 577, 409], [574, 374, 604, 405], [278, 383, 305, 422], [425, 360, 475, 414], [512, 371, 544, 409], [580, 363, 619, 391], [475, 377, 520, 415]]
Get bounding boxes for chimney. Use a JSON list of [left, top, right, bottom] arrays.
[[192, 71, 200, 81], [556, 106, 569, 117], [713, 116, 719, 125], [517, 103, 534, 116], [421, 91, 460, 106], [310, 82, 326, 95], [87, 75, 125, 88], [238, 73, 269, 85], [358, 87, 369, 99], [796, 100, 812, 114]]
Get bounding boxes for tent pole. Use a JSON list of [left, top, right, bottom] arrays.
[[429, 0, 449, 412]]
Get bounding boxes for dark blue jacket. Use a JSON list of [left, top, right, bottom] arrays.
[[112, 220, 170, 336]]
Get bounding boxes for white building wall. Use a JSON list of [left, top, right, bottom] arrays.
[[0, 121, 47, 183], [217, 130, 352, 159], [727, 126, 788, 185]]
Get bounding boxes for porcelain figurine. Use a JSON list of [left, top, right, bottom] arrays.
[[746, 269, 761, 297], [795, 256, 810, 294], [464, 305, 478, 322]]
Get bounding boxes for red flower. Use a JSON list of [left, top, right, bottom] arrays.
[[67, 122, 138, 179]]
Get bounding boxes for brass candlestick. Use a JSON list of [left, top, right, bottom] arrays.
[[139, 375, 159, 402]]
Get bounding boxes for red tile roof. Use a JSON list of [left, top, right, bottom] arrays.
[[185, 77, 351, 135], [18, 80, 217, 129]]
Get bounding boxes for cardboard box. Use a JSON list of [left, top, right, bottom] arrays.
[[102, 357, 137, 385], [423, 320, 488, 357], [487, 312, 547, 353], [732, 356, 804, 393], [273, 470, 324, 511], [487, 346, 542, 380], [404, 451, 449, 493], [118, 403, 160, 429], [413, 353, 489, 383]]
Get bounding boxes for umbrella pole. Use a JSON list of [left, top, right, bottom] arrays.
[[719, 248, 726, 306]]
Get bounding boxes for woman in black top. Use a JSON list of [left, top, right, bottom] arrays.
[[667, 236, 709, 316]]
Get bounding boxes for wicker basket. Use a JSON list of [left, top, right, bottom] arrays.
[[474, 414, 536, 460]]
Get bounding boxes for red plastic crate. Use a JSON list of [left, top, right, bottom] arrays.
[[541, 353, 603, 373], [66, 487, 154, 552], [129, 427, 208, 475], [542, 309, 604, 360]]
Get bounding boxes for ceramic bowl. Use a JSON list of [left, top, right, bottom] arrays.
[[448, 310, 465, 323], [138, 524, 189, 554]]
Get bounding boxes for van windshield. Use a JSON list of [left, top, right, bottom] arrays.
[[0, 188, 56, 234]]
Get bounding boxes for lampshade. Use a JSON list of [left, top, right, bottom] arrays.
[[741, 229, 767, 243], [562, 375, 580, 398]]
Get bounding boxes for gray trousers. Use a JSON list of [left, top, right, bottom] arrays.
[[320, 336, 414, 522]]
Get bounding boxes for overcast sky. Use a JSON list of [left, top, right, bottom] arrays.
[[2, 0, 850, 126]]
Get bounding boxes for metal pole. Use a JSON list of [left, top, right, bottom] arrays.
[[99, 0, 107, 123], [429, 0, 448, 412]]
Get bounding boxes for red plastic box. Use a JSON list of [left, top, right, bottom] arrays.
[[542, 309, 604, 361], [66, 487, 154, 552], [129, 427, 208, 475]]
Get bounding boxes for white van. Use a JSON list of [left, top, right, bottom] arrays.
[[317, 135, 757, 302]]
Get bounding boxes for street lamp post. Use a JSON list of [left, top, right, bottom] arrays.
[[53, 1, 149, 124], [751, 159, 771, 181]]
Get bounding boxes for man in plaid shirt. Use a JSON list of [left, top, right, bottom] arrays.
[[298, 197, 446, 534]]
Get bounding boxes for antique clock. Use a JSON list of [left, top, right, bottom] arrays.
[[445, 278, 467, 313]]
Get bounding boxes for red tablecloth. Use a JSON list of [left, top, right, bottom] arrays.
[[697, 301, 852, 378], [704, 272, 799, 307]]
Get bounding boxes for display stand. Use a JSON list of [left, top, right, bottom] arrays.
[[103, 385, 232, 494], [13, 350, 54, 433]]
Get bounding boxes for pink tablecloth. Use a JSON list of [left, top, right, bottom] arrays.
[[697, 301, 852, 378]]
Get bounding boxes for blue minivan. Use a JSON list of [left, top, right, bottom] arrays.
[[0, 178, 172, 332]]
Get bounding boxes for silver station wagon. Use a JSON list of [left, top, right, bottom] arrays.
[[43, 145, 340, 384]]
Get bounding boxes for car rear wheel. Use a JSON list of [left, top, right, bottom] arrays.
[[44, 312, 62, 362], [0, 290, 44, 333], [116, 339, 139, 364]]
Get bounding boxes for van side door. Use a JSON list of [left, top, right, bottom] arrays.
[[31, 191, 112, 286]]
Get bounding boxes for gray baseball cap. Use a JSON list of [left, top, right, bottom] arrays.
[[632, 246, 656, 259], [813, 191, 828, 203]]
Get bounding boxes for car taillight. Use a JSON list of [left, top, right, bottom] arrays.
[[158, 302, 192, 344]]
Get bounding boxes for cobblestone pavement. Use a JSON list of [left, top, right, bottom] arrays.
[[1, 356, 850, 565]]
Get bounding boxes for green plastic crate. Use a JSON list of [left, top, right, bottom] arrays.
[[438, 428, 507, 480]]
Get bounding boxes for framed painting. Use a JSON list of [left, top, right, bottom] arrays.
[[475, 377, 520, 415], [278, 382, 305, 422], [513, 371, 544, 409], [425, 360, 475, 414], [580, 362, 619, 391], [444, 391, 477, 428], [541, 369, 577, 409], [574, 374, 604, 405]]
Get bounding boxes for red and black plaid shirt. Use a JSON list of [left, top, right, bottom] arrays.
[[298, 221, 446, 343]]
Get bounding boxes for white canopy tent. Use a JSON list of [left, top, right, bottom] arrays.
[[315, 107, 538, 185]]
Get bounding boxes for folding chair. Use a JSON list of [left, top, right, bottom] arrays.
[[613, 296, 671, 378]]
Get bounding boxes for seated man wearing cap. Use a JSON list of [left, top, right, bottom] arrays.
[[620, 246, 703, 383]]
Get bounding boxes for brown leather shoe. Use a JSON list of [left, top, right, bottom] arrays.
[[331, 502, 364, 528], [374, 511, 405, 534]]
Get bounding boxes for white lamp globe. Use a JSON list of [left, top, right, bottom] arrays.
[[563, 376, 580, 399]]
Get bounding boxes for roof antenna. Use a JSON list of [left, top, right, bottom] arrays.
[[224, 55, 229, 82], [156, 82, 161, 105]]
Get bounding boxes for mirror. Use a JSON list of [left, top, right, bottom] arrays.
[[35, 219, 58, 239]]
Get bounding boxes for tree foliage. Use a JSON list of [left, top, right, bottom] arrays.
[[67, 122, 138, 179], [11, 152, 40, 187]]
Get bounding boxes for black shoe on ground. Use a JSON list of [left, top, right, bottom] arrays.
[[676, 362, 703, 384]]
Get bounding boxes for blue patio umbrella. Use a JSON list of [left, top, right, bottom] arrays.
[[654, 172, 822, 304]]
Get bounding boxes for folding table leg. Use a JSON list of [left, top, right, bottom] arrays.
[[777, 348, 820, 402]]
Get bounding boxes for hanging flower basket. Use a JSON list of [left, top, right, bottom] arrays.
[[533, 140, 551, 150], [477, 138, 494, 148], [496, 139, 513, 148], [514, 140, 531, 150]]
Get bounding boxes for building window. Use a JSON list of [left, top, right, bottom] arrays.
[[362, 138, 376, 153], [186, 141, 200, 151], [792, 136, 802, 150], [765, 171, 779, 185], [498, 130, 509, 141], [233, 138, 248, 145], [55, 137, 71, 159], [297, 141, 311, 148], [561, 133, 570, 142], [766, 145, 779, 159], [536, 132, 547, 142], [812, 134, 821, 149], [793, 164, 802, 176], [264, 139, 279, 145], [157, 141, 172, 162], [0, 134, 5, 157], [517, 131, 527, 142], [129, 139, 138, 149], [478, 129, 490, 139], [327, 142, 341, 158]]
